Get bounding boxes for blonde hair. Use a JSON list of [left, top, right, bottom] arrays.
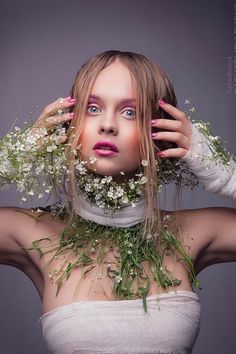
[[64, 50, 178, 242]]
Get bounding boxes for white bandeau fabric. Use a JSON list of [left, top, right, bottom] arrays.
[[73, 189, 148, 228], [183, 123, 236, 200], [40, 290, 201, 354]]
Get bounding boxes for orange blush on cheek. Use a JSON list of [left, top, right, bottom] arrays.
[[124, 132, 140, 158]]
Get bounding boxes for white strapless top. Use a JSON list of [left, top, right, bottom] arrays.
[[39, 290, 201, 354]]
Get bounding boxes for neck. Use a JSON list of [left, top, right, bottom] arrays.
[[74, 188, 147, 227], [73, 162, 149, 227]]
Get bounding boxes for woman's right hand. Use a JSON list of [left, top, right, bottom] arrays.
[[30, 96, 76, 140]]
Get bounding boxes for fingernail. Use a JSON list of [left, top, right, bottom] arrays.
[[151, 132, 156, 138], [69, 112, 74, 117], [69, 98, 76, 102], [151, 119, 157, 125], [66, 96, 72, 100], [159, 99, 166, 105], [156, 151, 165, 157]]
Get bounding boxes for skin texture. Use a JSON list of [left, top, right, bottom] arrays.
[[78, 60, 141, 178]]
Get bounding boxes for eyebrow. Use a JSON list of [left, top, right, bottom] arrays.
[[88, 95, 136, 105]]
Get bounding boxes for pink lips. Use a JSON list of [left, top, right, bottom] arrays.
[[93, 141, 119, 156]]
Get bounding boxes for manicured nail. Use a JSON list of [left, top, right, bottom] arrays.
[[66, 96, 72, 100], [69, 112, 74, 117], [156, 151, 165, 157], [151, 119, 157, 125], [69, 98, 76, 102], [151, 132, 156, 138], [159, 100, 166, 105]]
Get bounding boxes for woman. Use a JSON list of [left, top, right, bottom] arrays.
[[0, 50, 236, 354]]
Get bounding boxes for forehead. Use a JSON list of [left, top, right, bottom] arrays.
[[90, 60, 136, 99]]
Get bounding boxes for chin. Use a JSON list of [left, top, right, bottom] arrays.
[[91, 166, 140, 184], [89, 165, 123, 177], [82, 153, 140, 178], [87, 160, 132, 176]]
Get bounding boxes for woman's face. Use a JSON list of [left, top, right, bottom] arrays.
[[79, 59, 141, 179]]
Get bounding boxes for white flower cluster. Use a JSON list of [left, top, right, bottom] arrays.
[[0, 124, 67, 203], [184, 99, 233, 166], [75, 159, 146, 210]]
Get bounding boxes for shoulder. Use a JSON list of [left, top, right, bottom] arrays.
[[0, 206, 64, 269], [165, 207, 236, 274], [0, 206, 66, 298]]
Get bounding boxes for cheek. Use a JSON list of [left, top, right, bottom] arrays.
[[128, 136, 140, 154], [77, 123, 92, 149], [126, 129, 140, 154]]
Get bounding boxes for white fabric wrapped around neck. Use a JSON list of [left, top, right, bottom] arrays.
[[183, 123, 236, 200], [73, 189, 147, 228]]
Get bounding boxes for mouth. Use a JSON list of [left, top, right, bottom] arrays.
[[93, 141, 119, 156]]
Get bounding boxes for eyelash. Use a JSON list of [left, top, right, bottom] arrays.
[[86, 105, 136, 119]]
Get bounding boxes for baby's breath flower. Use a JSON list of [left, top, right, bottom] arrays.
[[141, 160, 148, 166], [139, 176, 147, 184], [121, 196, 129, 204], [95, 194, 101, 200], [184, 99, 191, 104], [128, 180, 135, 190], [115, 275, 122, 283], [46, 144, 57, 152], [89, 156, 97, 164]]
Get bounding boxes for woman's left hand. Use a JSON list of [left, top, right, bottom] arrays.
[[151, 100, 192, 158]]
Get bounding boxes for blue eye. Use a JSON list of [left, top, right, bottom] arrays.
[[124, 109, 136, 119], [87, 105, 100, 114]]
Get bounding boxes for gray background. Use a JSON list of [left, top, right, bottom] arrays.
[[0, 0, 235, 353]]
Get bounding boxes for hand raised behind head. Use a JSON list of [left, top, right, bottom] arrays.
[[29, 96, 76, 143], [151, 100, 192, 158]]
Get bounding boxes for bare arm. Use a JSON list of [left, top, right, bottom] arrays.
[[0, 208, 27, 267], [177, 207, 236, 275], [204, 208, 236, 264], [0, 207, 64, 298]]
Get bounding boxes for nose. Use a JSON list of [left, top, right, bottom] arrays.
[[98, 114, 118, 136]]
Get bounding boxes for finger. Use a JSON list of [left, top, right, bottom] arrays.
[[45, 111, 74, 128], [53, 135, 68, 144], [34, 111, 74, 130], [156, 147, 188, 159], [152, 118, 183, 132], [43, 96, 77, 117], [153, 131, 190, 149], [158, 100, 188, 123]]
